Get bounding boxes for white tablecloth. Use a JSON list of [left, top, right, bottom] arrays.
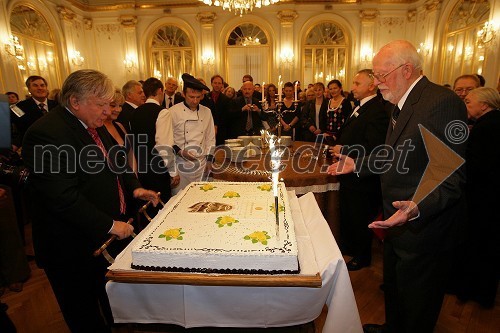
[[106, 192, 362, 333]]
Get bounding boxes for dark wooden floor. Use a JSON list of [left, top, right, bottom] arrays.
[[2, 225, 499, 333]]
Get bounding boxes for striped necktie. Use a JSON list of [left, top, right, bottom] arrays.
[[391, 105, 401, 129], [39, 102, 47, 115]]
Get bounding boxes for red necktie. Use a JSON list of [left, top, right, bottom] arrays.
[[87, 128, 126, 215]]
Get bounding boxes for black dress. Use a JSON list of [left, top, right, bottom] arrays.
[[456, 109, 500, 308]]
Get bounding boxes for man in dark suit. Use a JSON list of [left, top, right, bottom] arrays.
[[328, 40, 467, 333], [209, 74, 231, 145], [117, 80, 145, 131], [129, 77, 179, 205], [329, 69, 389, 271], [229, 80, 264, 138], [10, 75, 58, 150], [22, 70, 159, 333], [161, 77, 184, 109]]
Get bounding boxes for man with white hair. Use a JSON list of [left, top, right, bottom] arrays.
[[328, 40, 467, 333]]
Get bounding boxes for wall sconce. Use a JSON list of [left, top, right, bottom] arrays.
[[123, 54, 137, 72], [38, 58, 48, 71], [46, 51, 54, 63], [153, 69, 162, 80], [201, 51, 215, 66], [476, 20, 498, 48], [417, 42, 432, 56], [4, 35, 24, 60], [464, 46, 473, 59], [69, 50, 84, 67], [27, 57, 37, 71], [280, 48, 294, 66], [338, 69, 345, 80], [360, 46, 373, 63], [447, 44, 454, 53]]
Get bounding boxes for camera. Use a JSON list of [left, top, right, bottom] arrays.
[[0, 162, 29, 186]]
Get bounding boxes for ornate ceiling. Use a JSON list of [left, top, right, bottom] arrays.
[[66, 0, 417, 11]]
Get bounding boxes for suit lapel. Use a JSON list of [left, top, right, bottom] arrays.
[[342, 97, 374, 128], [386, 77, 429, 147]]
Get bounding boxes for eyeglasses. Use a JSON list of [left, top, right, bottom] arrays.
[[370, 63, 407, 83], [453, 87, 474, 94]]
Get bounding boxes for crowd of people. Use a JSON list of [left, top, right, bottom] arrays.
[[1, 39, 499, 333]]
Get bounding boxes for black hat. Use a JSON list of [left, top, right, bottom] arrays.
[[182, 73, 209, 92]]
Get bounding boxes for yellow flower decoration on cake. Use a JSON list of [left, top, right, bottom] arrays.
[[200, 184, 216, 192], [269, 204, 284, 213], [159, 228, 184, 241], [244, 231, 271, 245], [223, 191, 240, 198], [257, 184, 272, 192], [215, 215, 239, 228]]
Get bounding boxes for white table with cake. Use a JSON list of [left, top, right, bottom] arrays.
[[106, 182, 362, 333]]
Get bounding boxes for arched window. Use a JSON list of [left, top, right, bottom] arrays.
[[303, 22, 347, 85], [9, 5, 60, 91], [150, 25, 194, 83], [225, 23, 270, 86], [441, 0, 490, 84]]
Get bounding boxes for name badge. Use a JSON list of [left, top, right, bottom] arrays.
[[10, 104, 25, 117]]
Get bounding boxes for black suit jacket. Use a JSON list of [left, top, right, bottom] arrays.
[[21, 106, 141, 267], [117, 102, 136, 132], [11, 97, 58, 147], [161, 92, 184, 109], [360, 77, 467, 252], [299, 99, 329, 142], [207, 91, 231, 145], [228, 96, 264, 138], [337, 96, 389, 192], [128, 102, 171, 202]]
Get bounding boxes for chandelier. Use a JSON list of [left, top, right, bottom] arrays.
[[199, 0, 280, 16]]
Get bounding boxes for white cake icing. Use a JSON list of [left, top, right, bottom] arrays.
[[131, 182, 299, 274]]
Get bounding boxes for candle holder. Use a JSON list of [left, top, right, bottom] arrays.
[[260, 98, 299, 139]]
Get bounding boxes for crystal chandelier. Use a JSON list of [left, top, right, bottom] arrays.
[[199, 0, 280, 16]]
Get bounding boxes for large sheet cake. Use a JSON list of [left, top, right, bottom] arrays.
[[131, 182, 299, 274]]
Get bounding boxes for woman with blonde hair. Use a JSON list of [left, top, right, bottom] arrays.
[[103, 88, 137, 175]]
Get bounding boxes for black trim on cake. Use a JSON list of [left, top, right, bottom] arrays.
[[131, 261, 300, 275]]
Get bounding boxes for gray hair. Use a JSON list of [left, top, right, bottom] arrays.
[[121, 80, 142, 98], [378, 40, 422, 73], [60, 70, 114, 108], [468, 87, 500, 109], [453, 74, 480, 89]]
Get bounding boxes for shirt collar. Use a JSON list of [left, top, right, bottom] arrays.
[[397, 75, 423, 110], [358, 94, 377, 107], [146, 98, 160, 105], [34, 98, 48, 106], [125, 101, 138, 109]]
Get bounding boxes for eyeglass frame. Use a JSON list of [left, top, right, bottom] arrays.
[[453, 87, 475, 94], [370, 63, 407, 83]]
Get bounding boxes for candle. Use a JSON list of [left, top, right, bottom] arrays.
[[268, 135, 281, 239], [278, 75, 282, 102], [294, 81, 298, 101], [262, 81, 265, 101]]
